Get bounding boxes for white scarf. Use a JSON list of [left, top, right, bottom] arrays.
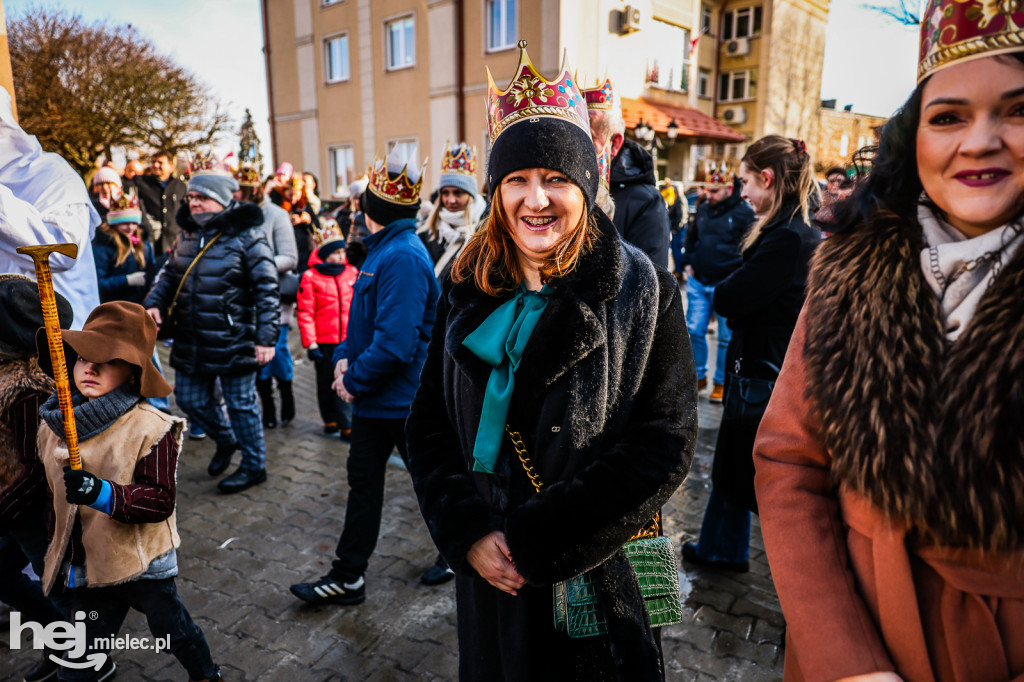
[[918, 203, 1024, 340], [433, 195, 487, 275]]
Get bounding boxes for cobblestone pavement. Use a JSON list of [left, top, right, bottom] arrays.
[[3, 324, 785, 682]]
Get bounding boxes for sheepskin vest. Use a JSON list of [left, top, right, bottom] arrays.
[[39, 403, 183, 593], [0, 358, 54, 488], [802, 210, 1024, 551]]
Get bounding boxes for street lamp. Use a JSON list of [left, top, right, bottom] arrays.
[[635, 119, 654, 144], [666, 118, 679, 141]]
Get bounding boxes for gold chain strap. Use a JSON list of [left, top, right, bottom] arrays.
[[504, 425, 660, 540]]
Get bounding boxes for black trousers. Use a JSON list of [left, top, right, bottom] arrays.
[[330, 415, 408, 582], [58, 577, 216, 681], [314, 342, 352, 428]]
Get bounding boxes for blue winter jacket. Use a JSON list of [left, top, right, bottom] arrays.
[[335, 218, 439, 418]]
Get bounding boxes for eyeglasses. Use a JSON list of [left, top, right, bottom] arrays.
[[186, 193, 209, 202]]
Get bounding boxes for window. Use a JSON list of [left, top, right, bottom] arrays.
[[487, 0, 517, 51], [701, 5, 712, 34], [718, 69, 757, 101], [330, 146, 355, 197], [698, 68, 711, 98], [840, 134, 850, 158], [386, 138, 419, 167], [722, 5, 762, 40], [646, 20, 691, 92], [322, 0, 343, 5], [385, 15, 415, 70], [324, 35, 349, 83]]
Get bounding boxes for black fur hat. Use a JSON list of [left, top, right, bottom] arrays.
[[0, 275, 73, 360]]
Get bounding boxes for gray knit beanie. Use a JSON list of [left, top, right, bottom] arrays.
[[188, 173, 239, 208]]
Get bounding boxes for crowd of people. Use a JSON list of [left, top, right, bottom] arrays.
[[3, 5, 1024, 680]]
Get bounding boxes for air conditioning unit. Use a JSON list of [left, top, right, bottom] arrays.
[[725, 37, 751, 57], [619, 5, 642, 34], [722, 106, 747, 125]]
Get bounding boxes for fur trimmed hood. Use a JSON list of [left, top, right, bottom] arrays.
[[802, 210, 1024, 551], [0, 358, 55, 488], [175, 200, 264, 237]]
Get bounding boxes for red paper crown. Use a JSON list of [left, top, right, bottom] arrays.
[[441, 142, 477, 176], [234, 163, 262, 187], [582, 76, 617, 111], [366, 157, 426, 205], [312, 221, 345, 249], [485, 40, 590, 145], [919, 0, 1024, 82]]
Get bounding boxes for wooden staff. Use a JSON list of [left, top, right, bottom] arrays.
[[16, 243, 81, 469]]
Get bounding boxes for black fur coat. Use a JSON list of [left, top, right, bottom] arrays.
[[406, 211, 697, 681]]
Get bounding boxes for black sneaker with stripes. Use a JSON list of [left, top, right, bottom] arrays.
[[290, 575, 366, 605]]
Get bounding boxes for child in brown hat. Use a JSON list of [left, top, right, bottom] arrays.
[[0, 274, 73, 682], [33, 301, 220, 682]]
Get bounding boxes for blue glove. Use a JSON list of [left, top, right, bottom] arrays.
[[63, 466, 102, 505], [307, 346, 324, 362]]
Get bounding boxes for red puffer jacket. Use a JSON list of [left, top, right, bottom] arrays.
[[296, 251, 359, 347]]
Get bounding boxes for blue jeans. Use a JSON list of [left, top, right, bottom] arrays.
[[671, 229, 686, 274], [694, 486, 751, 562], [145, 348, 170, 412], [258, 324, 294, 382], [685, 277, 732, 385], [175, 370, 265, 471]]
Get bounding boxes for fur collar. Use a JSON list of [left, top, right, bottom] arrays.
[[175, 201, 264, 237], [0, 359, 55, 487], [445, 210, 624, 399], [803, 211, 1024, 550]]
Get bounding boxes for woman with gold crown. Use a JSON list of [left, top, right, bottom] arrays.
[[417, 142, 488, 278], [405, 43, 696, 680], [753, 2, 1024, 680]]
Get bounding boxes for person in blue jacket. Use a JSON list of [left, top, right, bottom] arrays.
[[92, 190, 156, 306], [290, 150, 440, 605]]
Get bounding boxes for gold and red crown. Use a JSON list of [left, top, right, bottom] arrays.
[[582, 76, 617, 111], [919, 0, 1024, 82], [366, 157, 426, 206], [441, 142, 477, 176], [234, 163, 262, 187], [485, 40, 590, 145], [705, 161, 731, 188], [312, 221, 345, 249], [109, 188, 140, 212], [189, 150, 231, 177], [598, 145, 611, 190]]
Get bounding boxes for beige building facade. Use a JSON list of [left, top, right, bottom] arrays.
[[815, 105, 886, 173], [263, 0, 828, 198]]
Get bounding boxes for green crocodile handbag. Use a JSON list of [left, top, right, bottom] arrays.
[[507, 427, 683, 639]]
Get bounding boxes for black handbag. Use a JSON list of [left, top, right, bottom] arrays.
[[713, 358, 781, 513], [278, 271, 301, 299]]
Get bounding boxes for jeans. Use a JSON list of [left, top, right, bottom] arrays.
[[175, 370, 266, 470], [693, 486, 751, 563], [685, 276, 732, 385], [145, 348, 170, 412], [0, 515, 66, 625], [670, 229, 686, 274], [258, 324, 295, 382], [330, 415, 408, 582], [58, 578, 217, 681], [314, 342, 352, 428]]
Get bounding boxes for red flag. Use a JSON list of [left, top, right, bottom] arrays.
[[689, 27, 708, 55]]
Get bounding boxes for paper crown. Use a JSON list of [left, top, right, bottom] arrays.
[[582, 76, 617, 111], [190, 150, 232, 177], [234, 164, 262, 188], [705, 161, 731, 187], [107, 189, 142, 225], [441, 142, 477, 176], [485, 40, 590, 145], [312, 221, 345, 249], [598, 145, 611, 190], [918, 0, 1024, 82], [366, 156, 426, 206]]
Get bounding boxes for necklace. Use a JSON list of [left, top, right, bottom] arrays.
[[928, 223, 1024, 298]]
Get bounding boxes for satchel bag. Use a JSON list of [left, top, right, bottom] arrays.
[[506, 427, 683, 639], [278, 270, 301, 299], [156, 233, 221, 341], [714, 358, 781, 513]]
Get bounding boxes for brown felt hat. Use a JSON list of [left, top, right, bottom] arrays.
[[36, 301, 171, 399]]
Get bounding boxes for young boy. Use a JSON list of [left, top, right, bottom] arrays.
[[296, 223, 358, 439], [34, 301, 220, 682], [0, 275, 74, 682]]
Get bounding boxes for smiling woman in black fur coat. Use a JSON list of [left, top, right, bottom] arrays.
[[405, 45, 696, 682]]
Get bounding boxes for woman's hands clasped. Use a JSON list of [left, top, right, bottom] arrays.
[[467, 531, 525, 596]]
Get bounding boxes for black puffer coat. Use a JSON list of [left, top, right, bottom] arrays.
[[406, 212, 697, 681], [679, 184, 756, 285], [144, 202, 279, 376], [609, 139, 671, 269]]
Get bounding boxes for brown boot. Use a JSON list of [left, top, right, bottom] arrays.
[[709, 383, 725, 403]]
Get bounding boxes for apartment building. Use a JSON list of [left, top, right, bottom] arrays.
[[262, 0, 828, 198]]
